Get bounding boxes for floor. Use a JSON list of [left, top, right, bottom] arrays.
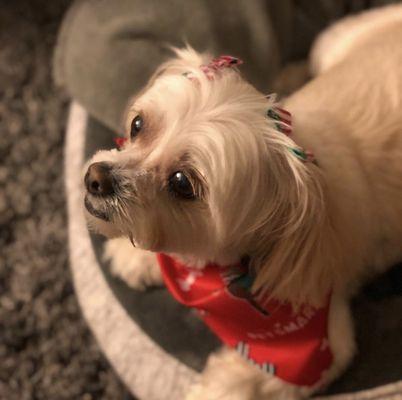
[[0, 1, 127, 399]]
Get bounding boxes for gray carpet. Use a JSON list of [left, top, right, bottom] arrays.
[[0, 2, 126, 399]]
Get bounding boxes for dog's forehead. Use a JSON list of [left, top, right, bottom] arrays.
[[137, 69, 251, 117], [139, 73, 192, 106], [124, 68, 269, 174]]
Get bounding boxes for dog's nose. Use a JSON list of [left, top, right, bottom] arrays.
[[85, 162, 115, 196]]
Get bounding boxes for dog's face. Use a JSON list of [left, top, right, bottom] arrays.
[[84, 49, 326, 301]]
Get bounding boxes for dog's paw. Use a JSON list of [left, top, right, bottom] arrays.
[[185, 383, 250, 400], [103, 237, 163, 290], [186, 349, 310, 400], [185, 380, 259, 400], [186, 378, 308, 400]]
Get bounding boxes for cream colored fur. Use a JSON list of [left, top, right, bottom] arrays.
[[310, 3, 402, 75], [84, 6, 402, 399], [104, 237, 163, 290]]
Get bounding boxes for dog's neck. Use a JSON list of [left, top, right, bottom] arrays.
[[170, 164, 335, 307], [169, 105, 344, 307]]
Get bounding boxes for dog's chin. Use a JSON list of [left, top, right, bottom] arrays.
[[84, 195, 109, 221], [84, 194, 122, 238]]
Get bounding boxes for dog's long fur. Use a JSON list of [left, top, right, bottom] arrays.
[[85, 5, 402, 399]]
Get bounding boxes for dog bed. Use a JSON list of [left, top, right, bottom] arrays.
[[65, 102, 402, 400]]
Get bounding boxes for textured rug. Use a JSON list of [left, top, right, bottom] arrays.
[[0, 2, 127, 399]]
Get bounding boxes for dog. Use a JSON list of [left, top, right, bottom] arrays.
[[83, 5, 402, 399]]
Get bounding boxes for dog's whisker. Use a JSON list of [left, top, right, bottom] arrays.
[[128, 233, 136, 248]]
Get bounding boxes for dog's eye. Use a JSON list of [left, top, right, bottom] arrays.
[[130, 115, 143, 139], [168, 171, 195, 199]]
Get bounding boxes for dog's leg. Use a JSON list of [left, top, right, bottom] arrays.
[[186, 293, 356, 400], [186, 348, 311, 400], [317, 291, 356, 390], [103, 237, 163, 290]]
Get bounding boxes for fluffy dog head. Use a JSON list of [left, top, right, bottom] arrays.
[[84, 48, 330, 305]]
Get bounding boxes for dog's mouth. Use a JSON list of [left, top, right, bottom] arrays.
[[84, 195, 110, 221]]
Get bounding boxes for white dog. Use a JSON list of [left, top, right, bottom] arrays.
[[84, 5, 402, 399]]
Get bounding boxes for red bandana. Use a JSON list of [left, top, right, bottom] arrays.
[[157, 253, 333, 387]]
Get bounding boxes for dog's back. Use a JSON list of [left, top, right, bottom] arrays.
[[284, 5, 402, 278], [310, 3, 402, 76]]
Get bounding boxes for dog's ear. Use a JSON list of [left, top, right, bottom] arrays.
[[249, 145, 337, 307]]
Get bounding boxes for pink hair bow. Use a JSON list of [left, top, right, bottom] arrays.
[[200, 55, 243, 79]]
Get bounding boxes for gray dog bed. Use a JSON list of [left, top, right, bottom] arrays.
[[65, 102, 402, 400]]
